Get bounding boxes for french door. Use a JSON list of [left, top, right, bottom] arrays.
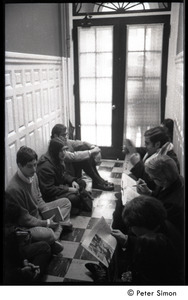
[[73, 15, 170, 159]]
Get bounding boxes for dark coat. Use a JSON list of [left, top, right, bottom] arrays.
[[130, 149, 180, 189], [153, 176, 184, 234], [37, 152, 76, 202], [113, 220, 184, 285]]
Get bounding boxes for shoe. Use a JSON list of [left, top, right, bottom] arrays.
[[85, 263, 103, 273], [51, 241, 64, 255], [85, 263, 107, 282], [115, 192, 121, 200], [93, 182, 114, 191], [103, 180, 114, 187]]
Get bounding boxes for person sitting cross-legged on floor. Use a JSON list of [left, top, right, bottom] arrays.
[[50, 124, 114, 191], [4, 203, 52, 284], [5, 146, 72, 255], [37, 137, 93, 214]]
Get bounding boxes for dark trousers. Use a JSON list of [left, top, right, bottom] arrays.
[[4, 241, 51, 284], [111, 194, 128, 234], [21, 241, 51, 279], [73, 157, 104, 184]]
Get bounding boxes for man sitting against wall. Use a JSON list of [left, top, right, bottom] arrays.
[[5, 146, 72, 255], [126, 126, 180, 190], [50, 124, 114, 191]]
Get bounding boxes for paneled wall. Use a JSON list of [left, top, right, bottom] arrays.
[[5, 52, 68, 187]]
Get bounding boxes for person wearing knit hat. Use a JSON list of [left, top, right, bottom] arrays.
[[37, 137, 93, 214], [50, 124, 114, 191]]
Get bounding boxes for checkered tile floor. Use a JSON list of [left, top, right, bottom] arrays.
[[43, 159, 124, 283]]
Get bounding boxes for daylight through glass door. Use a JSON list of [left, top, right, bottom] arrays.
[[78, 26, 113, 146]]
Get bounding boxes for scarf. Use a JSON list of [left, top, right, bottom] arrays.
[[143, 142, 174, 165]]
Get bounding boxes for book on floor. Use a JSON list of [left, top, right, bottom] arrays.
[[121, 172, 139, 205], [81, 216, 117, 268], [41, 206, 64, 222]]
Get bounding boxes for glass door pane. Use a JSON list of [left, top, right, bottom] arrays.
[[78, 26, 113, 146], [124, 24, 163, 147]]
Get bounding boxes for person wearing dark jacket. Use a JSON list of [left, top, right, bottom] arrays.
[[136, 155, 184, 234], [85, 196, 184, 284], [128, 126, 180, 189], [50, 124, 114, 191], [37, 137, 93, 213]]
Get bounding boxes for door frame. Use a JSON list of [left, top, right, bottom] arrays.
[[73, 15, 170, 159]]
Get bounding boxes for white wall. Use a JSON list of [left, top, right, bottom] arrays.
[[165, 3, 184, 175], [5, 52, 67, 187], [5, 4, 74, 188]]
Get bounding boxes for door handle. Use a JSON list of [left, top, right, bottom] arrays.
[[112, 105, 116, 110]]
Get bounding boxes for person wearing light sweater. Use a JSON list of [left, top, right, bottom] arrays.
[[5, 146, 71, 249]]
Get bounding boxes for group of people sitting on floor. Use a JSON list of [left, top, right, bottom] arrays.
[[85, 119, 185, 284], [4, 118, 185, 284], [4, 123, 114, 284]]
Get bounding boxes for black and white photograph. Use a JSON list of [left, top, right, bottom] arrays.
[[3, 1, 186, 298]]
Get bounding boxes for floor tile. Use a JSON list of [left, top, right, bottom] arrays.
[[64, 259, 95, 282], [96, 191, 117, 201], [43, 275, 65, 282], [108, 178, 121, 185], [47, 254, 72, 277], [43, 159, 123, 283], [97, 171, 113, 181], [95, 198, 116, 210], [70, 216, 91, 229], [91, 207, 114, 219], [100, 161, 116, 168], [60, 241, 80, 258], [86, 217, 112, 229], [60, 228, 85, 242], [112, 167, 124, 173], [114, 162, 124, 168], [98, 166, 113, 172], [110, 172, 122, 179], [80, 229, 92, 242]]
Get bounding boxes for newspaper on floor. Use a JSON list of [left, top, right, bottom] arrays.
[[81, 216, 117, 268], [121, 172, 139, 205]]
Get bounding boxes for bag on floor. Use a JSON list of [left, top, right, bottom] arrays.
[[79, 189, 93, 212]]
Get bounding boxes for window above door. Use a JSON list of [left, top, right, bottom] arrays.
[[73, 2, 171, 16]]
